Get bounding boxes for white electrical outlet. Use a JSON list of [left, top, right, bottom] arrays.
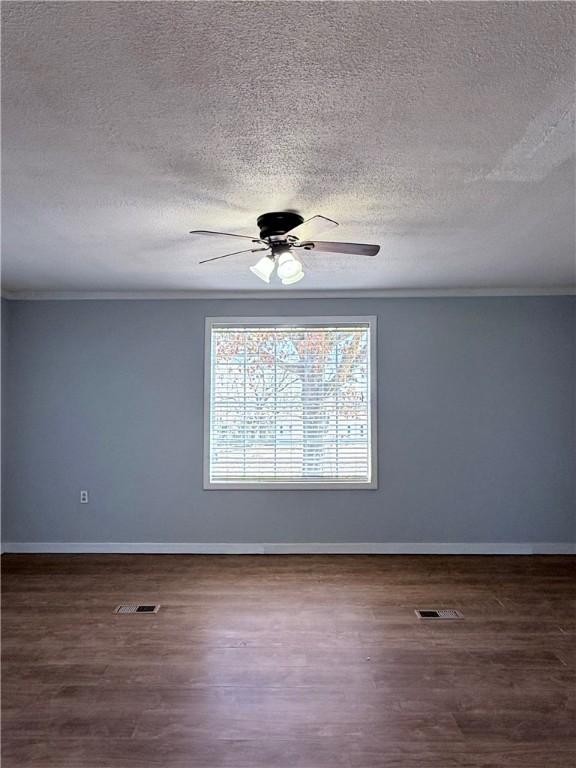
[[80, 490, 89, 504]]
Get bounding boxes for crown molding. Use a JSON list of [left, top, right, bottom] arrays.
[[2, 287, 575, 301]]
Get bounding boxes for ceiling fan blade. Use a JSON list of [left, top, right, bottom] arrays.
[[199, 247, 268, 265], [298, 240, 380, 256], [285, 215, 339, 241], [190, 229, 261, 242]]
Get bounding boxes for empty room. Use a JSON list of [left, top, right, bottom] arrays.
[[1, 1, 575, 767]]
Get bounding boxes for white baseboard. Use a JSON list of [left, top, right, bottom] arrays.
[[530, 542, 576, 555], [2, 542, 575, 555]]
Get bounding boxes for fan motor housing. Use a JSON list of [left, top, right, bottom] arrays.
[[257, 211, 303, 240]]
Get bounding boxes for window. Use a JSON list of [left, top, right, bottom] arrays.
[[204, 317, 377, 489]]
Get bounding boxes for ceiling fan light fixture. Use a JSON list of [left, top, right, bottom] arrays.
[[276, 251, 303, 281], [280, 268, 305, 285], [193, 211, 379, 283], [250, 255, 275, 283]]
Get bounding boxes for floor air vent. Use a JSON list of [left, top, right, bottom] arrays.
[[114, 604, 160, 614], [415, 609, 463, 620]]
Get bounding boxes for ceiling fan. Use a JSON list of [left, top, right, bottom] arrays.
[[190, 211, 380, 285]]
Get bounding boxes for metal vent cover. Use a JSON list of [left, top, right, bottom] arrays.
[[415, 609, 463, 620], [114, 604, 160, 614]]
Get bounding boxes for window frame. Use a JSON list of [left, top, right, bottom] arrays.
[[203, 316, 378, 490]]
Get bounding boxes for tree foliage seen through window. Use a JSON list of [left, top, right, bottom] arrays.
[[208, 324, 372, 484]]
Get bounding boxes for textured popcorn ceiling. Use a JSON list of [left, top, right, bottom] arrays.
[[2, 1, 575, 294]]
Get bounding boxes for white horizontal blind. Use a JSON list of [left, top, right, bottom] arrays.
[[208, 321, 373, 485]]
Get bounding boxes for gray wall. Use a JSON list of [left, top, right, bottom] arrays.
[[2, 297, 575, 544]]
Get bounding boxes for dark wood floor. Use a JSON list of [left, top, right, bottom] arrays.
[[2, 555, 575, 767]]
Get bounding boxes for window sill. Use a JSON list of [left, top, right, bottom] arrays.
[[203, 481, 378, 490]]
